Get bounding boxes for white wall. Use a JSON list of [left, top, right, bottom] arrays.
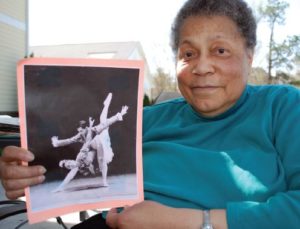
[[0, 0, 27, 113], [31, 42, 153, 98]]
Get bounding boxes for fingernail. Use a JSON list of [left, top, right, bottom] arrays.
[[26, 152, 34, 161], [39, 167, 47, 174], [38, 175, 45, 182]]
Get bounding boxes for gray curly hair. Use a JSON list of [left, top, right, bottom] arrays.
[[170, 0, 257, 53]]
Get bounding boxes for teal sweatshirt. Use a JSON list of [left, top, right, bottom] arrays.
[[142, 85, 300, 228]]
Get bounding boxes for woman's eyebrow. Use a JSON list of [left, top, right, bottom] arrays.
[[178, 39, 193, 46]]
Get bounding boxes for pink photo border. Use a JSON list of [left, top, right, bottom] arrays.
[[17, 57, 144, 224]]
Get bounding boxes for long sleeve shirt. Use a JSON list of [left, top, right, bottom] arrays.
[[142, 84, 300, 228]]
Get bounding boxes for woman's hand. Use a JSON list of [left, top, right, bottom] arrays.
[[106, 200, 202, 229], [0, 146, 46, 199]]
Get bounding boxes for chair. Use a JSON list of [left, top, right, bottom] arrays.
[[0, 199, 69, 229], [0, 199, 26, 220]]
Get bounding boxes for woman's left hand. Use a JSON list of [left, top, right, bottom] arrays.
[[106, 200, 202, 229]]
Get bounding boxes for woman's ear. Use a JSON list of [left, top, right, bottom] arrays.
[[246, 48, 254, 66]]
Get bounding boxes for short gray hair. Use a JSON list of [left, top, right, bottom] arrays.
[[170, 0, 257, 53]]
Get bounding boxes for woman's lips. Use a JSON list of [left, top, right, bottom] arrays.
[[191, 85, 220, 94]]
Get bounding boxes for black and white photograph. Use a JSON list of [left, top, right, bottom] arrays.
[[17, 58, 144, 223]]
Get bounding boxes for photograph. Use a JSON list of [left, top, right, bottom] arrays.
[[17, 58, 144, 223]]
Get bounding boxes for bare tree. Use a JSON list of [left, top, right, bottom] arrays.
[[152, 67, 178, 99], [259, 0, 289, 82]]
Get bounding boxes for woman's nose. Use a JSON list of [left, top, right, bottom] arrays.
[[192, 55, 215, 76]]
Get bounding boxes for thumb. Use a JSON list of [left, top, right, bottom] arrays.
[[106, 208, 119, 228]]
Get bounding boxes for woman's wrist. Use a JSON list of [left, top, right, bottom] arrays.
[[210, 209, 228, 229], [165, 207, 227, 229], [170, 207, 203, 228]]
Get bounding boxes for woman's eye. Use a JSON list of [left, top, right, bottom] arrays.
[[214, 47, 230, 56], [185, 51, 193, 57], [183, 50, 195, 59], [218, 48, 226, 54]]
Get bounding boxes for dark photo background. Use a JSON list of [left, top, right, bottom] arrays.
[[24, 64, 139, 182]]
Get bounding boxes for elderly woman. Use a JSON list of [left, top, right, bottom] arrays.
[[1, 0, 300, 228]]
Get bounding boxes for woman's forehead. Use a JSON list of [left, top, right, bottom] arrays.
[[179, 15, 242, 41], [181, 15, 239, 31]]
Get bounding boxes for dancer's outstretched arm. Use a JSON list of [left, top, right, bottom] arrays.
[[51, 129, 86, 148]]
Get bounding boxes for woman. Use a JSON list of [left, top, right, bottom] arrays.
[[1, 0, 300, 228]]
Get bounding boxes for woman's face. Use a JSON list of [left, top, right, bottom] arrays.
[[176, 15, 253, 117]]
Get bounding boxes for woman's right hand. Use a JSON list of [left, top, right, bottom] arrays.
[[0, 146, 46, 199]]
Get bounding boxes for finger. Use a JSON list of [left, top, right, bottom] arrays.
[[5, 189, 25, 200], [2, 175, 45, 191], [1, 146, 34, 163], [0, 164, 46, 179], [106, 208, 118, 228]]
